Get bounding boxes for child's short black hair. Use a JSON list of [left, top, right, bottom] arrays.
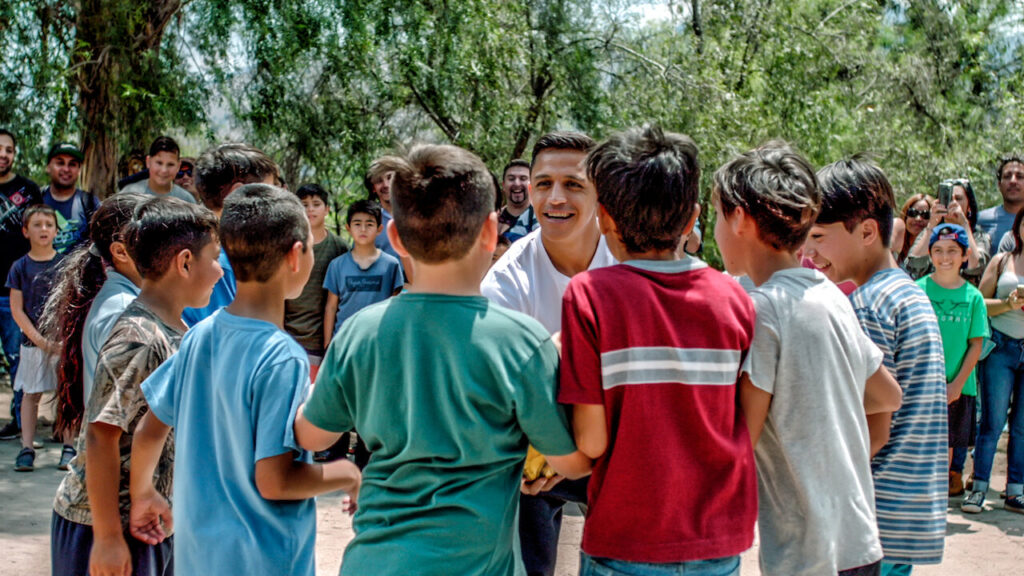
[[817, 155, 895, 248], [346, 199, 382, 226], [376, 144, 495, 263], [148, 136, 180, 158], [195, 143, 280, 211], [587, 125, 699, 253], [714, 140, 821, 252], [22, 205, 57, 228], [126, 197, 219, 279], [220, 183, 310, 282], [295, 183, 330, 205]]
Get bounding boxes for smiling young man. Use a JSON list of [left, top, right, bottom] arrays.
[[498, 159, 537, 243], [42, 143, 100, 254], [122, 137, 197, 204], [481, 131, 616, 576]]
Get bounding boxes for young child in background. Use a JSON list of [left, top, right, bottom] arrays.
[[916, 224, 987, 499], [7, 205, 66, 471], [284, 183, 348, 381], [129, 184, 361, 576], [714, 141, 902, 576], [323, 199, 403, 345], [295, 144, 590, 576], [50, 197, 222, 576], [805, 156, 948, 574], [558, 126, 756, 576]]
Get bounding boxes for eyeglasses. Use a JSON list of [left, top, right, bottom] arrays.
[[907, 209, 930, 219], [176, 165, 193, 178]]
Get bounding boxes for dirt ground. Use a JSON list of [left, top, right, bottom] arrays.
[[1, 383, 1022, 576]]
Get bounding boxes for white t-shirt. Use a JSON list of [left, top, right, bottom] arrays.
[[743, 267, 884, 575], [481, 229, 616, 334]]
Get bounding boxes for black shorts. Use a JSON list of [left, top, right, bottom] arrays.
[[948, 394, 976, 448]]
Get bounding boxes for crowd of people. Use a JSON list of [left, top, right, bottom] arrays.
[[0, 123, 1021, 576]]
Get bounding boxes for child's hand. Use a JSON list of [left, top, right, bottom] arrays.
[[129, 489, 173, 545], [946, 383, 963, 405], [520, 474, 565, 496], [341, 493, 358, 515], [89, 533, 131, 576]]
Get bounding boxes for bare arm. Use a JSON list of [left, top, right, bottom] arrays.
[[128, 411, 173, 546], [9, 289, 50, 350], [947, 338, 983, 404], [254, 451, 361, 502], [863, 365, 902, 415], [571, 404, 607, 460], [293, 403, 344, 452], [739, 373, 771, 448], [323, 292, 338, 347], [980, 253, 1023, 316], [86, 422, 132, 576]]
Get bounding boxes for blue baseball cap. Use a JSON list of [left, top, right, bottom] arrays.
[[929, 223, 969, 250]]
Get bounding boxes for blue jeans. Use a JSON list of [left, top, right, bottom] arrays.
[[580, 553, 740, 576], [974, 329, 1024, 497], [951, 446, 968, 472], [520, 477, 589, 576], [0, 297, 22, 427]]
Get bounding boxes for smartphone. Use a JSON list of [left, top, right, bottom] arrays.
[[937, 182, 953, 207]]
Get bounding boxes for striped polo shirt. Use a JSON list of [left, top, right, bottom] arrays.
[[849, 267, 947, 565]]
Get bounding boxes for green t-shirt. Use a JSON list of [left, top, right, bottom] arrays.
[[283, 232, 348, 354], [304, 293, 577, 576], [917, 276, 989, 396]]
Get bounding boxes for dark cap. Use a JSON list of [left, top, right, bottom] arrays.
[[47, 143, 84, 162]]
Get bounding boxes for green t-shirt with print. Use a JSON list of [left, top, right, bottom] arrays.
[[917, 276, 989, 396]]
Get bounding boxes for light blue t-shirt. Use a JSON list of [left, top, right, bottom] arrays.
[[323, 251, 403, 335], [141, 310, 315, 576], [82, 270, 139, 405], [182, 250, 235, 326]]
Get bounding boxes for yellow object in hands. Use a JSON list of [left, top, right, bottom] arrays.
[[523, 445, 556, 481]]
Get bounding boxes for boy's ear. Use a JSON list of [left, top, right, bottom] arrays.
[[682, 203, 701, 236], [597, 205, 617, 238], [859, 218, 881, 246], [387, 220, 411, 258], [285, 240, 305, 272], [479, 211, 498, 252], [174, 248, 194, 277]]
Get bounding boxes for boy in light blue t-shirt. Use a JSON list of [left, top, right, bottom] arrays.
[[128, 184, 361, 576], [295, 144, 591, 576]]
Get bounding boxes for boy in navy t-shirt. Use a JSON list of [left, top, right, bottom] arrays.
[[322, 200, 403, 344]]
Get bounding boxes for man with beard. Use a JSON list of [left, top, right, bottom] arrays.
[[498, 159, 537, 243], [979, 155, 1024, 253], [41, 143, 100, 254], [0, 129, 43, 441]]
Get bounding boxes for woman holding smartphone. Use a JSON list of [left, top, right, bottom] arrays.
[[904, 178, 991, 284], [969, 207, 1024, 514]]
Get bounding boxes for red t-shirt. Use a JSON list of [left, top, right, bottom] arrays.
[[558, 260, 757, 563]]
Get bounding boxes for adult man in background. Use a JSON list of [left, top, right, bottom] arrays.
[[498, 159, 537, 243], [0, 129, 43, 440], [41, 143, 100, 254], [978, 155, 1024, 253], [121, 136, 197, 204]]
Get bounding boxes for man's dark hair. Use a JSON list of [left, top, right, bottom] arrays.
[[587, 125, 700, 253], [295, 183, 330, 205], [714, 140, 821, 252], [346, 199, 382, 226], [375, 144, 495, 263], [220, 183, 310, 282], [148, 136, 180, 158], [997, 155, 1024, 182], [816, 155, 895, 247], [502, 159, 530, 179], [194, 143, 280, 211], [126, 197, 219, 279], [23, 205, 57, 228], [0, 128, 16, 149], [531, 132, 596, 169]]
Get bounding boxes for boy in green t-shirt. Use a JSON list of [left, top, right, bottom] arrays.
[[916, 223, 988, 499], [294, 144, 591, 576]]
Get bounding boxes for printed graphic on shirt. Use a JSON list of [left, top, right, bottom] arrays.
[[346, 276, 384, 292]]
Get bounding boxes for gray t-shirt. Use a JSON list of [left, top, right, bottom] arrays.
[[744, 268, 884, 575], [121, 179, 197, 204]]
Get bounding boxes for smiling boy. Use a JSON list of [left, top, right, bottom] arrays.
[[122, 137, 197, 204]]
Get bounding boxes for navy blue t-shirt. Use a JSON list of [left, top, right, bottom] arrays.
[[5, 252, 64, 344], [43, 187, 100, 254]]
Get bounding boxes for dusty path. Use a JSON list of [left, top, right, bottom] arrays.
[[1, 384, 1021, 575]]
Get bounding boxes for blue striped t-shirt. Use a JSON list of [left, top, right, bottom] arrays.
[[849, 267, 947, 565]]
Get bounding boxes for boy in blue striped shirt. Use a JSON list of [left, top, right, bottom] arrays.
[[803, 156, 947, 575]]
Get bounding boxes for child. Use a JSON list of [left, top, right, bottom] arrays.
[[915, 224, 988, 498], [713, 141, 902, 575], [50, 197, 222, 576], [40, 193, 147, 469], [294, 144, 590, 575], [128, 184, 361, 576], [558, 126, 755, 576], [7, 205, 65, 470], [284, 183, 348, 380], [804, 156, 948, 573], [322, 199, 403, 344]]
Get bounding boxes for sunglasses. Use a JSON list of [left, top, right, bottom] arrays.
[[176, 165, 193, 179], [907, 209, 930, 219]]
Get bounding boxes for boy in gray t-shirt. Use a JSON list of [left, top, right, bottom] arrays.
[[712, 142, 903, 576]]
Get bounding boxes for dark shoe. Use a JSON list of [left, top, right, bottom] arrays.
[[961, 490, 985, 513], [1005, 495, 1024, 514], [58, 445, 76, 471], [949, 470, 965, 497], [0, 420, 20, 440], [14, 447, 35, 471]]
